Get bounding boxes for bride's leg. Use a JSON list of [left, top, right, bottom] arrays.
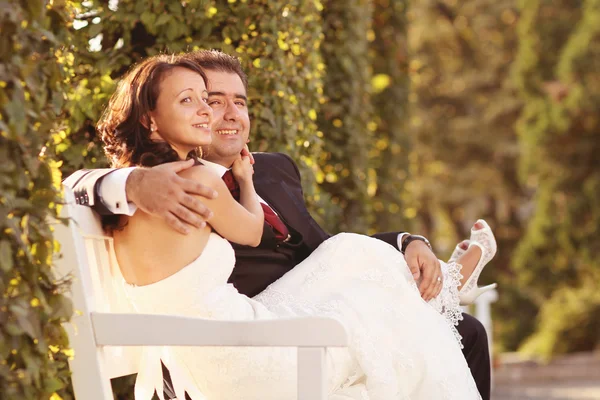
[[457, 250, 482, 289], [452, 220, 498, 306], [456, 221, 484, 288], [449, 239, 470, 264]]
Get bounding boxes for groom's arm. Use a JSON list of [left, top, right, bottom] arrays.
[[63, 161, 217, 234], [63, 168, 136, 215], [371, 231, 404, 251]]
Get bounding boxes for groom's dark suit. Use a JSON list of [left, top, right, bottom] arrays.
[[65, 151, 490, 400], [229, 152, 400, 297]]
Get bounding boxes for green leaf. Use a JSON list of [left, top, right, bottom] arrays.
[[0, 240, 13, 272], [167, 1, 182, 15], [4, 321, 23, 336], [140, 11, 157, 29], [50, 295, 73, 320], [43, 376, 63, 394], [87, 22, 103, 39], [200, 21, 213, 39], [165, 21, 179, 41], [134, 1, 147, 14], [155, 13, 171, 26]]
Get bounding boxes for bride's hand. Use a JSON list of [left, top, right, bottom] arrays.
[[241, 144, 255, 165], [232, 154, 254, 183]]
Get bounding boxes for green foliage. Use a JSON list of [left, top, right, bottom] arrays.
[[317, 0, 375, 233], [512, 0, 600, 357], [0, 1, 75, 398], [317, 0, 413, 235], [519, 272, 600, 359], [407, 0, 523, 241], [369, 0, 412, 234]]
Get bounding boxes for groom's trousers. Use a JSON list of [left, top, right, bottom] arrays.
[[457, 313, 491, 400]]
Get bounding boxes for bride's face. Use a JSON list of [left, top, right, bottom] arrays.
[[149, 67, 213, 159]]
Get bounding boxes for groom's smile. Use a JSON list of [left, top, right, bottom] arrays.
[[203, 70, 251, 168], [215, 129, 240, 135]]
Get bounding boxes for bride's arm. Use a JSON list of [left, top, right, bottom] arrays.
[[179, 165, 264, 247], [233, 156, 264, 239]]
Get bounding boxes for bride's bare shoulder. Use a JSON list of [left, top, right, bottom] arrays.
[[177, 164, 230, 200], [178, 164, 222, 184]]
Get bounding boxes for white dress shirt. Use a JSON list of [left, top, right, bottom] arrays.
[[99, 167, 137, 215]]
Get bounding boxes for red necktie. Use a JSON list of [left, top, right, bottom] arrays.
[[222, 170, 290, 241]]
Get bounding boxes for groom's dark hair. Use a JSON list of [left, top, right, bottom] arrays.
[[184, 50, 248, 90]]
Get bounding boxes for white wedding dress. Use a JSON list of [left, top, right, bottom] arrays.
[[123, 232, 481, 400]]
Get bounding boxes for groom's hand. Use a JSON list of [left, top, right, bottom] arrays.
[[404, 241, 443, 301], [126, 159, 218, 234]]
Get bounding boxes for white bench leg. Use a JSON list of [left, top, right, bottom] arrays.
[[298, 347, 327, 400], [474, 289, 498, 389]]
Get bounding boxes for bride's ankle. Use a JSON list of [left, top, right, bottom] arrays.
[[456, 246, 482, 288], [456, 221, 487, 287]]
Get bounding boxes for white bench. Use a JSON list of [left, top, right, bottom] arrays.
[[54, 187, 348, 400]]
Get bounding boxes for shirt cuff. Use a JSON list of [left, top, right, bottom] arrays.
[[397, 232, 411, 252], [99, 167, 138, 216]]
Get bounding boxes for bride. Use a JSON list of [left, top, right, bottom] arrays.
[[98, 54, 494, 400]]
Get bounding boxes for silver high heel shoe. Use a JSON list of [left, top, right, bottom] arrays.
[[458, 220, 498, 306]]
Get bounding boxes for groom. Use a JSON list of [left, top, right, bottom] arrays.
[[65, 50, 491, 399]]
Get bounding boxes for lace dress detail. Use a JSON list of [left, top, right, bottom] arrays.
[[426, 261, 465, 346], [123, 232, 481, 400]]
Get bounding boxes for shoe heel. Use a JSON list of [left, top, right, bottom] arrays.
[[459, 283, 497, 306]]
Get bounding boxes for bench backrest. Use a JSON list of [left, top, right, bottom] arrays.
[[54, 188, 141, 386]]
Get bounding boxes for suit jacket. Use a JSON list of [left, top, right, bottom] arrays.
[[64, 152, 403, 297]]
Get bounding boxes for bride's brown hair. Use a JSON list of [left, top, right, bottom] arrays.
[[97, 54, 208, 168]]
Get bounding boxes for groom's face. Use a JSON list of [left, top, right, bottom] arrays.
[[203, 70, 250, 167]]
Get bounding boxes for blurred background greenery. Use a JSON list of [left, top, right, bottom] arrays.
[[1, 0, 599, 398]]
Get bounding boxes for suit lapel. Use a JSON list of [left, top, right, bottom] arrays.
[[251, 153, 329, 251]]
